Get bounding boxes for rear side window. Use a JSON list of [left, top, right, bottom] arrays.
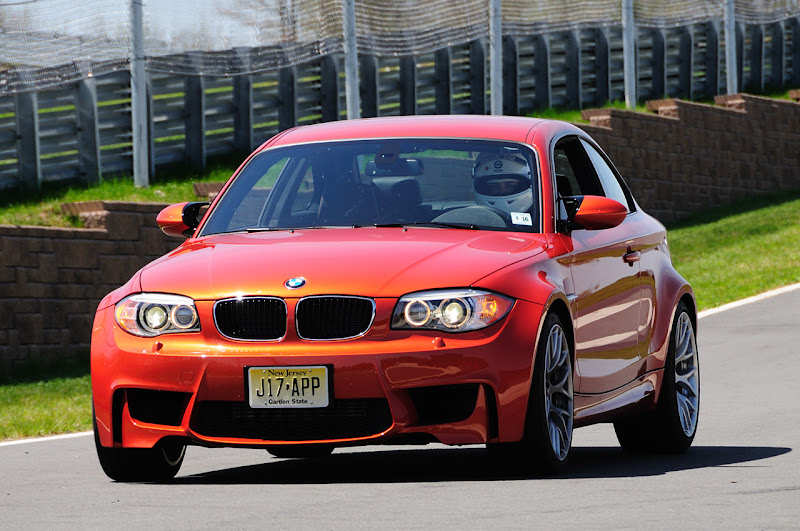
[[553, 136, 633, 214], [579, 139, 632, 211]]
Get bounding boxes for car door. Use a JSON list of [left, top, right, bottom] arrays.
[[553, 136, 645, 395]]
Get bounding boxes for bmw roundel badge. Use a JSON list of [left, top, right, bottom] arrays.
[[285, 277, 306, 289]]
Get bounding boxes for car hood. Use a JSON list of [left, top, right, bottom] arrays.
[[139, 228, 548, 300]]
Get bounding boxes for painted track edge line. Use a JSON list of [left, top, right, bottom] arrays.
[[0, 431, 92, 447], [698, 282, 800, 319]]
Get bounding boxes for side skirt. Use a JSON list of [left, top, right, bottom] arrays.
[[574, 369, 664, 427]]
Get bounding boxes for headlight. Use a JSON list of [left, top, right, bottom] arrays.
[[115, 293, 200, 337], [391, 289, 514, 332]]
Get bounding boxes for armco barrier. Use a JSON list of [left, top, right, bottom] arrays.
[[2, 94, 799, 376]]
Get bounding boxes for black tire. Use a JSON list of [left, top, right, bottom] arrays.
[[614, 301, 699, 454], [489, 312, 574, 475], [93, 413, 185, 482], [266, 444, 334, 459]]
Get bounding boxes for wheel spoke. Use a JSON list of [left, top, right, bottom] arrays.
[[549, 410, 569, 456], [550, 368, 570, 392], [675, 338, 691, 364], [676, 391, 697, 432], [675, 367, 698, 389], [549, 403, 571, 421], [550, 422, 562, 455]]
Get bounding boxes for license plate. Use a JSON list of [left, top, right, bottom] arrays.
[[247, 366, 329, 408]]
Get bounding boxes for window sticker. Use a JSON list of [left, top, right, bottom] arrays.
[[511, 212, 533, 226]]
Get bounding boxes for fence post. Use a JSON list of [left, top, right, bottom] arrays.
[[343, 0, 360, 119], [185, 75, 207, 169], [792, 18, 800, 87], [399, 56, 417, 115], [678, 27, 693, 99], [146, 75, 156, 178], [489, 0, 502, 115], [736, 22, 745, 91], [705, 22, 720, 98], [594, 28, 610, 105], [768, 22, 785, 89], [320, 55, 341, 122], [131, 0, 148, 187], [469, 39, 487, 115], [651, 28, 666, 98], [233, 47, 254, 155], [278, 66, 298, 130], [435, 48, 453, 114], [724, 0, 738, 94], [15, 92, 41, 191], [76, 78, 101, 185], [502, 36, 519, 115], [359, 55, 378, 118], [534, 35, 551, 110], [566, 30, 581, 108], [622, 0, 636, 108], [746, 25, 764, 91], [232, 74, 253, 155]]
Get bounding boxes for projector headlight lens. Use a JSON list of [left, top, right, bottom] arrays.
[[115, 293, 200, 337], [391, 289, 514, 333]]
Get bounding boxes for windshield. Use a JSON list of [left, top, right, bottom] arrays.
[[200, 139, 540, 236]]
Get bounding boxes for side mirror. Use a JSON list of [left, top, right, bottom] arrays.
[[157, 202, 209, 238], [562, 195, 627, 231]]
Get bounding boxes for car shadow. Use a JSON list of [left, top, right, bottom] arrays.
[[171, 445, 791, 484]]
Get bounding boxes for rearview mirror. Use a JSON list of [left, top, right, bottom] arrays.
[[157, 201, 209, 238], [365, 158, 424, 177], [562, 195, 627, 231]]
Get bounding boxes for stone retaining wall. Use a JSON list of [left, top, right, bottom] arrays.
[[580, 93, 800, 221], [0, 202, 179, 376]]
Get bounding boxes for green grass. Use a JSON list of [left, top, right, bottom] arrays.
[[0, 162, 236, 227], [0, 366, 92, 441], [530, 100, 651, 123], [667, 190, 800, 311]]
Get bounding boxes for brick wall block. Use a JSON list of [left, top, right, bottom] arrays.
[[16, 314, 44, 345]]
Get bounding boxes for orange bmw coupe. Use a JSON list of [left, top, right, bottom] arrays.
[[91, 115, 699, 481]]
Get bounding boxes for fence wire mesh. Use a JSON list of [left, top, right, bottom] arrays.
[[1, 0, 800, 94]]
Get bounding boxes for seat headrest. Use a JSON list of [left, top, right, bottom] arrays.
[[371, 177, 423, 207]]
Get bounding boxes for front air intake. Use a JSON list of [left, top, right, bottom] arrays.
[[295, 296, 375, 340], [214, 297, 287, 340]]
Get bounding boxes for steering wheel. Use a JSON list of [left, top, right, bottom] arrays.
[[431, 205, 512, 229], [472, 205, 513, 227]]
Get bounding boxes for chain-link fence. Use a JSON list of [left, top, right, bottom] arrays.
[[3, 0, 800, 92], [1, 0, 800, 191]]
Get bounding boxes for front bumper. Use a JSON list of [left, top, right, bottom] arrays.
[[91, 298, 544, 450]]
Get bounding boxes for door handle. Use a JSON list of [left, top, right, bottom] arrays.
[[623, 250, 641, 265]]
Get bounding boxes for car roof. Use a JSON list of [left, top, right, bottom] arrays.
[[262, 115, 559, 149]]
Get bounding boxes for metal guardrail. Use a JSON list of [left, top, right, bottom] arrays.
[[1, 18, 798, 192]]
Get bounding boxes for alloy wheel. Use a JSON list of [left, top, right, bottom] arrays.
[[674, 312, 699, 436], [544, 323, 573, 461]]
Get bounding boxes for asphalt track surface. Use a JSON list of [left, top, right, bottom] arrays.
[[2, 287, 799, 529]]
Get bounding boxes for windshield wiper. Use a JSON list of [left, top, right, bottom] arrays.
[[247, 225, 356, 232], [372, 221, 480, 230]]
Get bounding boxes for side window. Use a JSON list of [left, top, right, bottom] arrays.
[[553, 149, 581, 198], [579, 139, 632, 211], [553, 137, 604, 220]]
